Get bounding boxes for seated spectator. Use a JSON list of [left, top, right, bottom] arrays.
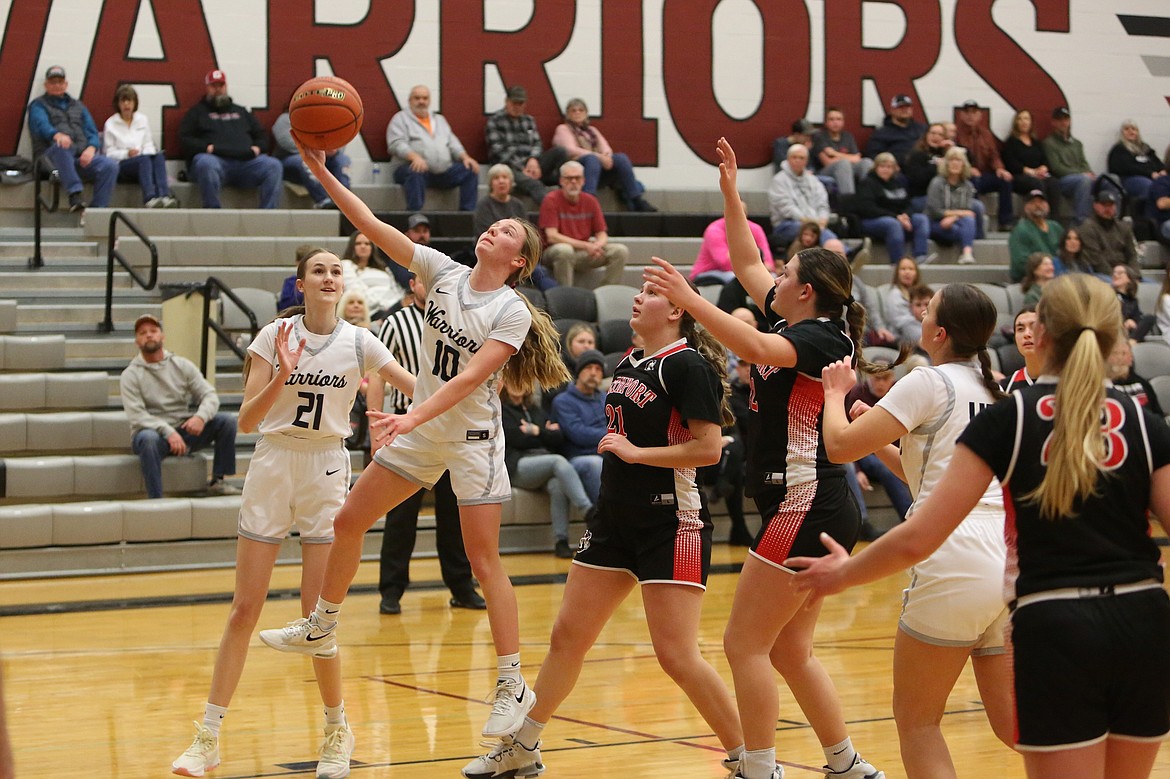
[[340, 229, 407, 318], [550, 349, 608, 506], [904, 122, 954, 212], [810, 107, 872, 196], [884, 257, 925, 345], [717, 357, 754, 545], [852, 276, 896, 346], [1111, 264, 1156, 342], [539, 160, 628, 287], [1058, 226, 1090, 274], [954, 100, 1015, 230], [768, 143, 836, 251], [120, 314, 237, 498], [337, 288, 373, 330], [272, 109, 349, 209], [1107, 119, 1166, 204], [1149, 174, 1170, 246], [561, 322, 597, 372], [475, 164, 556, 291], [277, 243, 316, 311], [843, 362, 914, 539], [502, 380, 594, 558], [553, 98, 654, 211], [1078, 190, 1137, 275], [690, 206, 775, 285], [1019, 252, 1055, 306], [1002, 109, 1063, 219], [855, 152, 931, 265], [1001, 306, 1040, 391], [1108, 338, 1163, 415], [179, 69, 282, 209], [925, 146, 979, 265], [27, 65, 117, 212], [485, 85, 567, 203], [1042, 106, 1095, 224], [864, 93, 925, 165], [785, 219, 823, 260], [772, 118, 817, 173], [1008, 189, 1064, 281], [387, 84, 479, 211], [102, 84, 177, 208]]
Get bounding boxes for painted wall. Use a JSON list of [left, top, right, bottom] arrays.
[[2, 0, 1167, 191]]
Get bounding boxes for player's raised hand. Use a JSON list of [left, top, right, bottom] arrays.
[[274, 320, 305, 376]]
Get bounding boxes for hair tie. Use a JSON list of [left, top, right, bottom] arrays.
[[1077, 326, 1095, 336], [844, 295, 855, 306]]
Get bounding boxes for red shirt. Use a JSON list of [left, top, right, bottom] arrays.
[[539, 189, 607, 244]]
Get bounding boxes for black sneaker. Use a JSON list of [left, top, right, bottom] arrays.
[[379, 594, 402, 615], [631, 196, 658, 212], [68, 192, 86, 213], [554, 539, 573, 559], [449, 589, 487, 610]]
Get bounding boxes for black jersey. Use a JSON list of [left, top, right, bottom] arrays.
[[959, 380, 1170, 600], [1000, 367, 1034, 394], [599, 338, 723, 507], [746, 295, 854, 497]]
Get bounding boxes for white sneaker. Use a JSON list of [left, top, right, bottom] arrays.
[[462, 738, 544, 778], [826, 754, 884, 779], [731, 765, 783, 779], [481, 679, 537, 738], [172, 721, 219, 777], [258, 614, 337, 659], [957, 252, 976, 265], [145, 197, 163, 208], [316, 723, 354, 779]]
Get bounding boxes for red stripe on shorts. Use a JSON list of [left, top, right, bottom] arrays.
[[673, 508, 705, 583], [755, 481, 817, 564]]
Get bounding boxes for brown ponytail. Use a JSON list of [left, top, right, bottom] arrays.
[[934, 284, 1006, 401]]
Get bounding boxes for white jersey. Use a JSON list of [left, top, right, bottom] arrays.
[[409, 244, 532, 443], [248, 316, 393, 440]]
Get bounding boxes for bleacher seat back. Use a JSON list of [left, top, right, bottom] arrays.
[[545, 286, 597, 322]]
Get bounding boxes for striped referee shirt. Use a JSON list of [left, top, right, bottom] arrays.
[[377, 303, 424, 413]]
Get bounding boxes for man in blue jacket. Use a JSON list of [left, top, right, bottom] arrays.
[[27, 65, 118, 212], [550, 349, 607, 504]]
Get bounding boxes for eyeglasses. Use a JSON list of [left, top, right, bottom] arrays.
[[562, 175, 584, 181]]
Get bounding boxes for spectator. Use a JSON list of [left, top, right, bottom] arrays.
[[501, 380, 593, 558], [1078, 190, 1137, 275], [864, 93, 925, 165], [1008, 189, 1064, 281], [539, 160, 628, 287], [485, 85, 568, 203], [386, 84, 479, 211], [549, 349, 608, 506], [1107, 338, 1163, 415], [1042, 106, 1095, 223], [785, 219, 823, 260], [810, 107, 873, 196], [853, 275, 896, 346], [954, 100, 1015, 230], [1058, 225, 1090, 274], [722, 357, 754, 545], [474, 163, 527, 236], [1001, 109, 1062, 218], [1111, 264, 1156, 342], [925, 146, 979, 264], [120, 314, 237, 498], [843, 364, 914, 539], [277, 243, 316, 311], [102, 84, 177, 208], [690, 208, 775, 285], [855, 152, 931, 265], [1107, 119, 1166, 205], [340, 229, 407, 319], [179, 69, 282, 209], [272, 109, 349, 209], [771, 118, 817, 173], [561, 322, 597, 370], [27, 65, 117, 212], [1019, 252, 1055, 306], [336, 288, 373, 329], [1149, 174, 1170, 245], [768, 143, 835, 251], [908, 284, 934, 328], [884, 257, 925, 345], [904, 122, 954, 210], [552, 97, 655, 211]]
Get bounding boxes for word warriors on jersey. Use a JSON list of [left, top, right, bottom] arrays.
[[284, 369, 348, 388], [425, 300, 482, 353]]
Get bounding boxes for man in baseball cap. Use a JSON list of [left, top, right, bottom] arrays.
[[204, 69, 226, 85], [1042, 105, 1095, 222], [485, 84, 567, 204], [1009, 188, 1063, 282], [864, 92, 924, 164], [1076, 187, 1137, 275]]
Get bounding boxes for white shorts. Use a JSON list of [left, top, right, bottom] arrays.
[[238, 435, 350, 544], [373, 429, 511, 505], [899, 509, 1008, 654]]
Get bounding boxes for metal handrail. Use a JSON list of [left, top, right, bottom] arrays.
[[199, 276, 256, 375], [99, 210, 158, 332], [28, 155, 61, 269]]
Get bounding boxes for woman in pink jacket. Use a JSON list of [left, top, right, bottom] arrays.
[[553, 98, 656, 212]]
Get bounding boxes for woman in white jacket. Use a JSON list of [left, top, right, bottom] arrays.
[[102, 84, 177, 207]]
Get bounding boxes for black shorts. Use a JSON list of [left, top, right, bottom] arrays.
[[1010, 588, 1170, 749], [750, 476, 860, 568], [573, 497, 713, 587]]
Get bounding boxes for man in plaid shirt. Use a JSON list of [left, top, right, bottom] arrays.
[[485, 85, 567, 204]]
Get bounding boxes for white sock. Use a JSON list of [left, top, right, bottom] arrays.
[[314, 597, 342, 629], [324, 702, 346, 727], [514, 716, 545, 748], [744, 748, 776, 779], [824, 737, 856, 773], [497, 653, 522, 684], [202, 702, 228, 736], [727, 744, 745, 763]]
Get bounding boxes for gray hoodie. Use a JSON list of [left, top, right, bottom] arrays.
[[768, 160, 830, 226], [119, 350, 220, 437]]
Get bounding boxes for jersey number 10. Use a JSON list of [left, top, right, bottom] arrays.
[[432, 341, 461, 381]]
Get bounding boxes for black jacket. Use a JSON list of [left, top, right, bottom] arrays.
[[501, 398, 565, 477], [179, 98, 267, 163], [855, 171, 911, 219]]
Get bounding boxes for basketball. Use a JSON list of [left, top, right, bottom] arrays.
[[288, 76, 363, 151]]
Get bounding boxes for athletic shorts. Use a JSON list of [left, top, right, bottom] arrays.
[[572, 497, 713, 588], [1010, 586, 1170, 750], [238, 434, 350, 544], [899, 509, 1007, 654], [373, 429, 510, 505], [750, 476, 860, 570]]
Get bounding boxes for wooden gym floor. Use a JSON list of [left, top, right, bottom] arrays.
[[1, 542, 1167, 778]]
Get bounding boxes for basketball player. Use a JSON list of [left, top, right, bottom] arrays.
[[790, 274, 1170, 779], [464, 280, 745, 778], [257, 138, 571, 742], [172, 249, 414, 778], [642, 138, 884, 779], [1002, 305, 1040, 393], [817, 284, 1014, 778]]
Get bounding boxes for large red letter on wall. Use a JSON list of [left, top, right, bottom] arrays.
[[594, 0, 657, 165], [663, 0, 810, 167], [1, 0, 60, 154]]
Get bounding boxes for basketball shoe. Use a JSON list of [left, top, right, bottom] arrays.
[[481, 679, 536, 738], [172, 721, 219, 777], [462, 737, 544, 778], [316, 723, 354, 779], [730, 765, 783, 779], [825, 754, 884, 779], [258, 614, 337, 659]]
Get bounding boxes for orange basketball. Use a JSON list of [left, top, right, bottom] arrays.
[[288, 76, 363, 151]]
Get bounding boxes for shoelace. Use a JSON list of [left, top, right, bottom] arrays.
[[320, 727, 350, 761], [183, 721, 215, 756], [485, 680, 520, 717], [722, 757, 740, 779]]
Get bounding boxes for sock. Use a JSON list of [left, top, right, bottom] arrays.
[[744, 748, 776, 779], [514, 716, 545, 748], [324, 702, 346, 727], [727, 744, 745, 763], [824, 737, 856, 773], [497, 653, 522, 684], [202, 702, 228, 737], [314, 597, 343, 629]]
